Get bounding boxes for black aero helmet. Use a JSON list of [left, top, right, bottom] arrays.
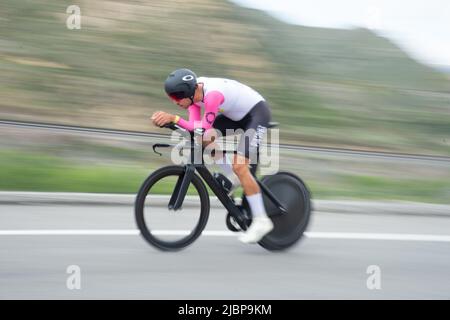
[[164, 68, 197, 101]]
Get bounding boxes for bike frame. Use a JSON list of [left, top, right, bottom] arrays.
[[154, 124, 287, 230]]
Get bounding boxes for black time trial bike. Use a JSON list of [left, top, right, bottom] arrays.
[[135, 122, 311, 251]]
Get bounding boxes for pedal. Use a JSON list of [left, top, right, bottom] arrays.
[[226, 213, 242, 232]]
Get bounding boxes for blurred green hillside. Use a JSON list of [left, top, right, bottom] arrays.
[[1, 0, 449, 154]]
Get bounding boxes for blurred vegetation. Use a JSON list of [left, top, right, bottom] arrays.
[[1, 141, 449, 204], [0, 150, 149, 193], [1, 0, 449, 155]]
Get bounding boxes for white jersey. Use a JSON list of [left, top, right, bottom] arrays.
[[196, 77, 264, 121]]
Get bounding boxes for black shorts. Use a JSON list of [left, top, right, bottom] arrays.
[[212, 100, 272, 161]]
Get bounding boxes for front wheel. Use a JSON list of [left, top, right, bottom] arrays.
[[135, 165, 210, 251], [242, 172, 312, 251]]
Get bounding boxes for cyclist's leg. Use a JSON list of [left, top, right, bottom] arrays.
[[232, 101, 273, 243], [204, 115, 242, 183], [233, 101, 271, 194], [205, 114, 242, 154]]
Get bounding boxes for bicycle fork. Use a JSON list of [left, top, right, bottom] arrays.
[[168, 165, 196, 210]]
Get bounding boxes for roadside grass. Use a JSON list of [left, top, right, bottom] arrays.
[[1, 150, 449, 204], [310, 174, 450, 204]]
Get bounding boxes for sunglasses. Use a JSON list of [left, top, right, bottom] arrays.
[[168, 92, 186, 102]]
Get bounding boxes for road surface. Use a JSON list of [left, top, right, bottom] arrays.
[[1, 202, 449, 299]]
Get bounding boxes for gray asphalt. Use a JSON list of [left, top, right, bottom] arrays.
[[1, 203, 450, 299]]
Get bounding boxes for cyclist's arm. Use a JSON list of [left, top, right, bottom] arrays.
[[201, 91, 224, 130], [175, 104, 201, 131], [174, 91, 224, 131]]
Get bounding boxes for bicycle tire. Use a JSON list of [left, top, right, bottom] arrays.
[[135, 165, 210, 251]]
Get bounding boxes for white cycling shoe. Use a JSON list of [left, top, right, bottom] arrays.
[[238, 216, 274, 244]]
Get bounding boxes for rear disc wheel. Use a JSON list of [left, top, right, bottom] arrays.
[[242, 172, 311, 251]]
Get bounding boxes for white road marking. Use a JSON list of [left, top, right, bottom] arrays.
[[0, 229, 450, 242], [305, 232, 450, 242], [0, 230, 140, 236]]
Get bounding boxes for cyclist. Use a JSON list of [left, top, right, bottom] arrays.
[[151, 68, 273, 243]]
